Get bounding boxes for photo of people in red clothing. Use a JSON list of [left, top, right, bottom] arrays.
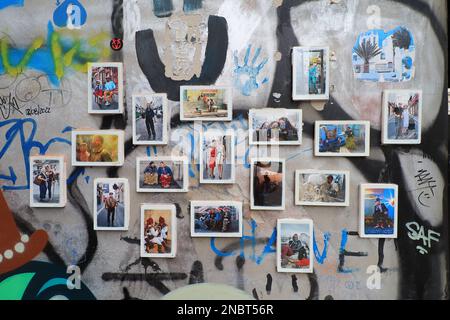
[[88, 62, 123, 114], [136, 157, 188, 192], [277, 219, 313, 273]]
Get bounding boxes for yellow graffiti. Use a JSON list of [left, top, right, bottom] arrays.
[[0, 37, 44, 77]]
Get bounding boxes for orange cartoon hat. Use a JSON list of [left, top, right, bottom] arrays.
[[0, 190, 48, 275]]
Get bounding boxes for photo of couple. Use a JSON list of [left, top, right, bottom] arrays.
[[137, 157, 188, 192], [200, 131, 234, 183], [141, 205, 176, 258], [32, 160, 61, 204]]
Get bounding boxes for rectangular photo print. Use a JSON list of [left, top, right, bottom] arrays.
[[29, 155, 66, 208], [250, 158, 285, 210], [88, 62, 123, 114], [200, 130, 235, 184], [141, 204, 177, 258], [315, 121, 370, 157], [292, 46, 329, 100], [180, 86, 232, 121], [72, 130, 124, 166], [277, 218, 313, 273], [295, 170, 350, 206], [93, 178, 129, 231], [190, 201, 243, 237], [382, 89, 422, 144], [136, 156, 188, 192], [249, 109, 302, 145], [132, 93, 168, 145], [359, 183, 398, 238]]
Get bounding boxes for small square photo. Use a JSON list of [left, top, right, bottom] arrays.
[[72, 130, 124, 166], [277, 218, 313, 273], [295, 170, 349, 206], [250, 158, 285, 210], [180, 86, 232, 121], [382, 89, 422, 144], [315, 121, 370, 157], [88, 62, 123, 114], [132, 93, 169, 145], [200, 129, 235, 184], [141, 204, 177, 258], [359, 183, 398, 238], [93, 178, 129, 231], [249, 109, 302, 145], [190, 201, 243, 237], [136, 156, 189, 192], [29, 155, 66, 208]]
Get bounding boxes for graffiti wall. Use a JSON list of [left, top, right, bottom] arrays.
[[0, 0, 447, 300]]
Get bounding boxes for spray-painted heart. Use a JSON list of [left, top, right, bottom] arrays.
[[53, 0, 87, 29]]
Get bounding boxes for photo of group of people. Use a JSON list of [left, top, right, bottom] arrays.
[[191, 201, 242, 237], [72, 130, 124, 166], [137, 157, 188, 192], [200, 130, 235, 184], [94, 178, 129, 231], [132, 94, 168, 145], [141, 204, 176, 258], [295, 170, 349, 206], [383, 89, 421, 144], [249, 109, 302, 145], [251, 159, 285, 210], [180, 86, 232, 121], [30, 156, 66, 208], [292, 46, 329, 100], [88, 63, 123, 114], [316, 121, 370, 157]]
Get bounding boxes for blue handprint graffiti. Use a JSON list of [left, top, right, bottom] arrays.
[[233, 45, 269, 97]]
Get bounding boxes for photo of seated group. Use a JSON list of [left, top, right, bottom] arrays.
[[136, 157, 188, 192], [190, 201, 243, 237], [88, 62, 123, 114]]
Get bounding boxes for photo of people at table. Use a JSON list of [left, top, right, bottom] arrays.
[[138, 159, 185, 191]]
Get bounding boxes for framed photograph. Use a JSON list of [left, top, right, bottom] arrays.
[[359, 183, 398, 238], [93, 178, 130, 231], [190, 201, 243, 237], [295, 170, 350, 206], [71, 129, 124, 166], [132, 93, 169, 145], [88, 62, 123, 114], [292, 46, 329, 100], [382, 89, 422, 144], [277, 218, 313, 273], [29, 155, 66, 208], [180, 86, 232, 121], [250, 158, 285, 210], [136, 156, 189, 192], [140, 204, 177, 258], [199, 129, 235, 184], [248, 109, 302, 145], [315, 120, 370, 157]]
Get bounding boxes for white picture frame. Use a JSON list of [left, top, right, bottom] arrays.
[[250, 158, 285, 210], [140, 203, 177, 258], [295, 169, 350, 206], [382, 89, 422, 144], [248, 108, 303, 146], [199, 129, 235, 184], [292, 46, 330, 101], [88, 62, 124, 114], [132, 93, 169, 145], [93, 178, 130, 231], [359, 183, 398, 239], [314, 120, 370, 157], [190, 201, 243, 238], [136, 156, 189, 193], [71, 129, 124, 166], [29, 155, 66, 208], [277, 218, 314, 273], [180, 85, 232, 121]]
